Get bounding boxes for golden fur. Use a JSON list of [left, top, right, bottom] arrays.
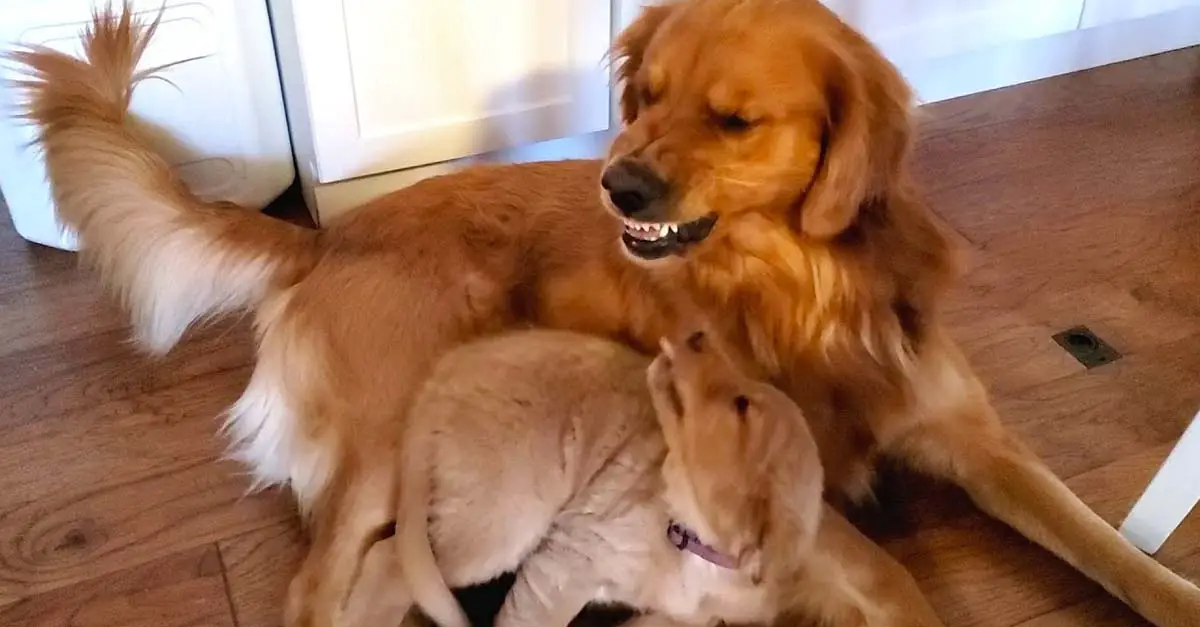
[[345, 328, 941, 627], [11, 1, 1200, 626], [365, 328, 817, 627]]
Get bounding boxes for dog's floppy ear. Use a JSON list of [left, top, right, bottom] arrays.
[[796, 33, 915, 240], [610, 3, 678, 124]]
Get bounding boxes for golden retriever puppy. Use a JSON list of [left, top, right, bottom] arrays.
[[343, 328, 943, 627], [12, 2, 1200, 626]]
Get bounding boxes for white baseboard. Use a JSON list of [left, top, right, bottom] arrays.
[[303, 7, 1200, 226]]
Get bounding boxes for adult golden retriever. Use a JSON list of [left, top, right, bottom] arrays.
[[13, 1, 1199, 626]]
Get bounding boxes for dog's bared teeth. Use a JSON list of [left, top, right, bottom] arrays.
[[622, 220, 687, 241]]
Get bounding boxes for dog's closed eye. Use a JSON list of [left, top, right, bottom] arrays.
[[713, 111, 753, 132]]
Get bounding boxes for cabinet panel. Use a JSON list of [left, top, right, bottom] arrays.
[[822, 0, 1084, 65], [1080, 0, 1200, 28], [289, 0, 612, 184]]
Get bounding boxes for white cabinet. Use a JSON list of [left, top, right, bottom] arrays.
[[824, 0, 1084, 66], [269, 0, 616, 222], [822, 0, 1200, 104], [0, 0, 294, 250], [1080, 0, 1200, 28], [287, 0, 610, 184]]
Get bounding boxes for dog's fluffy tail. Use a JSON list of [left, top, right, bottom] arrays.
[[9, 2, 319, 354], [398, 431, 471, 627]]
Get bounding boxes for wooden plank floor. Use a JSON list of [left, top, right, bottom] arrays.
[[1, 48, 1198, 627]]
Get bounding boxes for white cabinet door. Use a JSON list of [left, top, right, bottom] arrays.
[[283, 0, 612, 184], [822, 0, 1085, 66], [1080, 0, 1200, 28]]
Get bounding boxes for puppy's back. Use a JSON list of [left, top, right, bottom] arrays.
[[417, 329, 660, 497], [427, 329, 651, 404], [398, 329, 660, 627]]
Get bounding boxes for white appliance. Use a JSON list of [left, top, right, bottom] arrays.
[[0, 0, 294, 251]]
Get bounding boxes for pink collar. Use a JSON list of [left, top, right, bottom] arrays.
[[667, 520, 736, 569]]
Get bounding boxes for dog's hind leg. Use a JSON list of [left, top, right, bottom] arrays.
[[892, 393, 1200, 627], [286, 458, 398, 627]]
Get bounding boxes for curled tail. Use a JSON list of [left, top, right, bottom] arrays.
[[398, 432, 471, 627], [9, 2, 318, 353]]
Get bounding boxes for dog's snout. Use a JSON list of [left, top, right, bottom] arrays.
[[601, 159, 669, 219]]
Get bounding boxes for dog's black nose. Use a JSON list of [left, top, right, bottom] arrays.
[[601, 159, 669, 219]]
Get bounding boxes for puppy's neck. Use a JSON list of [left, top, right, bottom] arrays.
[[666, 520, 738, 569], [656, 456, 823, 588]]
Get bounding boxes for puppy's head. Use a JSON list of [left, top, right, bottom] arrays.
[[602, 0, 913, 262], [647, 329, 824, 577]]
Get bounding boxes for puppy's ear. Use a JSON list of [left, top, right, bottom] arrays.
[[646, 353, 682, 439], [610, 3, 678, 124], [795, 32, 914, 239]]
